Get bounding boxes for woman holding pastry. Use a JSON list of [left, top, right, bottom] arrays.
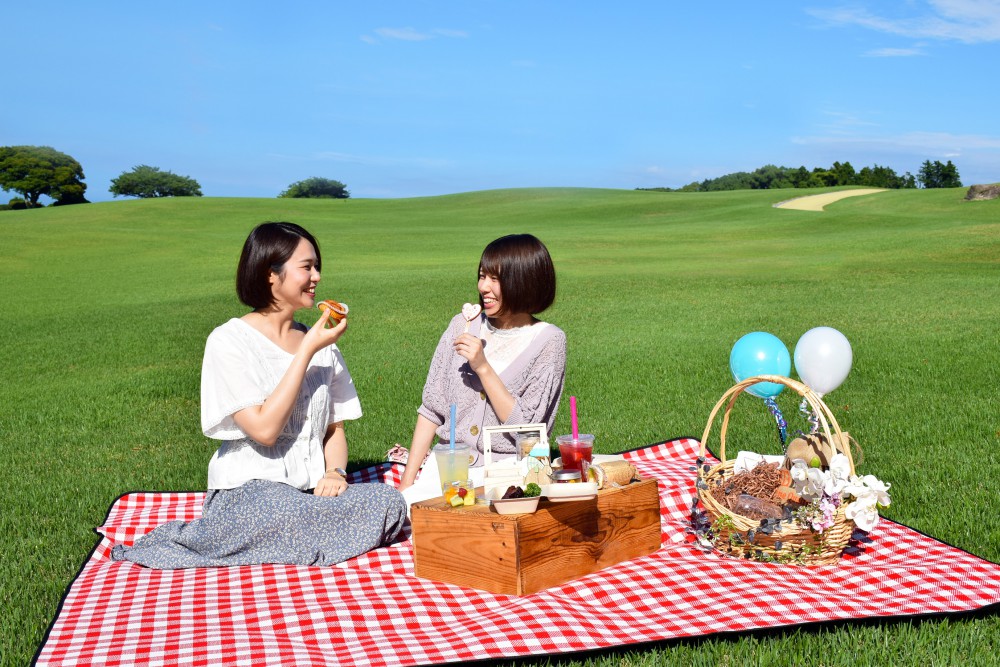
[[399, 234, 567, 494], [113, 221, 406, 568]]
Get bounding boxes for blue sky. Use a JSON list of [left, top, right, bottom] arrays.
[[3, 1, 999, 201]]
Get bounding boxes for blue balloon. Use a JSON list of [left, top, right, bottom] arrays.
[[729, 332, 791, 398]]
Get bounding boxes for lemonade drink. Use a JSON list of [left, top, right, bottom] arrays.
[[433, 443, 471, 493]]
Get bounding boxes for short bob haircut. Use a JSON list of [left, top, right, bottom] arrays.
[[478, 234, 556, 316], [236, 222, 321, 310]]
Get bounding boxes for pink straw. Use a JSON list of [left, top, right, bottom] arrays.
[[570, 396, 578, 440]]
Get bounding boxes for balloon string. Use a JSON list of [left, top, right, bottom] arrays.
[[764, 396, 787, 446], [799, 397, 820, 435]]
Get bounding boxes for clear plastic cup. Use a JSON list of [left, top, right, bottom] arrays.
[[556, 434, 594, 474], [433, 443, 471, 493]]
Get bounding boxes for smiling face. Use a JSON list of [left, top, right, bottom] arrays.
[[270, 237, 321, 311], [478, 269, 503, 317]]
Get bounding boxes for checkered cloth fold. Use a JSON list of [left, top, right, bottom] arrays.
[[36, 438, 1000, 666]]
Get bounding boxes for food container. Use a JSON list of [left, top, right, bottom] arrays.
[[443, 479, 476, 507], [517, 434, 540, 459], [552, 469, 582, 483], [541, 481, 598, 502], [491, 495, 541, 515]]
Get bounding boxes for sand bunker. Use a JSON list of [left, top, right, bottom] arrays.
[[775, 188, 887, 211]]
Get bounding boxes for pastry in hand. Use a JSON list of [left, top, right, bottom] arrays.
[[317, 299, 349, 325]]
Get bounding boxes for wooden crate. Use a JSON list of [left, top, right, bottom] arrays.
[[410, 478, 661, 595]]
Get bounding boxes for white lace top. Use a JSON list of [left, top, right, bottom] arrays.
[[481, 319, 551, 374], [201, 318, 362, 490]]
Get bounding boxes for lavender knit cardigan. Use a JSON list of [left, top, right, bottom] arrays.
[[416, 313, 567, 464]]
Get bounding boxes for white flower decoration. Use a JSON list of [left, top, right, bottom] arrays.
[[789, 460, 827, 501], [845, 493, 880, 531], [860, 474, 892, 507], [823, 453, 852, 497]]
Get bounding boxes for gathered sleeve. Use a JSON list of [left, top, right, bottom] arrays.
[[200, 324, 271, 439], [326, 345, 362, 424], [503, 327, 567, 432]]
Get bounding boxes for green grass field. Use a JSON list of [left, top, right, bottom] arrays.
[[2, 187, 998, 666]]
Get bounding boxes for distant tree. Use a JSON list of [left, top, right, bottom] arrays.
[[939, 160, 962, 188], [109, 165, 203, 198], [806, 168, 832, 187], [830, 161, 857, 186], [279, 177, 350, 199], [857, 164, 904, 189], [700, 171, 754, 191], [918, 160, 938, 188], [750, 165, 792, 189], [917, 160, 962, 188], [0, 145, 88, 207], [789, 166, 812, 188], [638, 160, 947, 193]]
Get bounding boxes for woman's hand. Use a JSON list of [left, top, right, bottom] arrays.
[[231, 312, 348, 447], [455, 333, 517, 422], [314, 471, 349, 497], [454, 333, 488, 373], [303, 308, 348, 355], [400, 416, 438, 491]]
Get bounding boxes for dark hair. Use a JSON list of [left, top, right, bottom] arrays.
[[478, 234, 556, 315], [236, 222, 321, 309]]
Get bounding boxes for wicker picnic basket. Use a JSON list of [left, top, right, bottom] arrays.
[[696, 374, 856, 565]]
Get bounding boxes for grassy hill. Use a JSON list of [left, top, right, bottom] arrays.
[[2, 187, 998, 665]]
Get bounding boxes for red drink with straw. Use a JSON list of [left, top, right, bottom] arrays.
[[556, 434, 594, 473], [557, 396, 594, 474]]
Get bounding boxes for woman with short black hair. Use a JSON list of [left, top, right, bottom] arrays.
[[399, 234, 567, 493], [113, 221, 407, 568]]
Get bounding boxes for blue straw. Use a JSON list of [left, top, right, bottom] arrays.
[[449, 404, 456, 449]]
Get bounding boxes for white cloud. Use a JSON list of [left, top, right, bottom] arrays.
[[817, 110, 880, 134], [863, 46, 925, 57], [809, 1, 1000, 43], [793, 130, 1000, 153], [365, 27, 468, 43], [375, 27, 434, 41], [432, 28, 468, 39]]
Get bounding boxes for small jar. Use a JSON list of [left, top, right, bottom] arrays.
[[552, 469, 581, 483], [517, 434, 540, 459]]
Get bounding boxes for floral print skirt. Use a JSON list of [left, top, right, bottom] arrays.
[[111, 479, 408, 568]]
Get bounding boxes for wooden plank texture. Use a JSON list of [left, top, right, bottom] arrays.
[[411, 478, 661, 595]]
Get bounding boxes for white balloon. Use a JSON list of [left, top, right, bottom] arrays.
[[793, 327, 853, 395]]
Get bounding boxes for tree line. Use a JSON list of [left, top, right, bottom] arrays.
[[1, 145, 350, 209], [638, 160, 962, 193], [4, 144, 967, 210]]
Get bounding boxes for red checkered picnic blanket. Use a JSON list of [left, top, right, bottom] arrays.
[[36, 438, 1000, 666]]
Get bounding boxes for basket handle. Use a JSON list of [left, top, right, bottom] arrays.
[[698, 375, 855, 474]]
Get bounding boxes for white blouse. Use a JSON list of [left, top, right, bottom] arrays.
[[481, 320, 550, 374], [201, 318, 362, 490]]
